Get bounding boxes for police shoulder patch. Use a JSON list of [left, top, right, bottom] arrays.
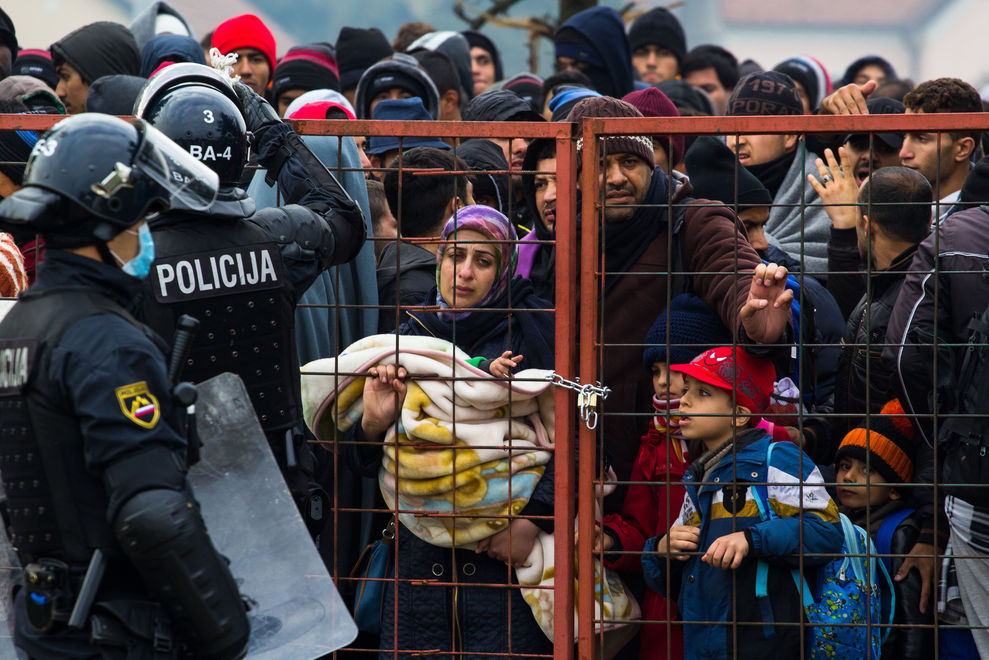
[[115, 381, 160, 429]]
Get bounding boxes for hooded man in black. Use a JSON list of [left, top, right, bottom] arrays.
[[128, 1, 194, 51], [462, 89, 544, 231], [50, 22, 140, 114], [553, 6, 634, 99]]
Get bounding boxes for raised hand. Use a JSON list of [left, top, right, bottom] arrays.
[[740, 262, 794, 345], [820, 80, 878, 115], [808, 147, 861, 229]]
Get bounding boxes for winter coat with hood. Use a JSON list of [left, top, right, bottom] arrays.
[[139, 33, 206, 78], [248, 132, 379, 587], [128, 1, 193, 51], [354, 53, 440, 120], [554, 6, 634, 98], [643, 429, 842, 660]]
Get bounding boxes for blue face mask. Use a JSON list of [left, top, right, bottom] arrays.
[[112, 223, 156, 279]]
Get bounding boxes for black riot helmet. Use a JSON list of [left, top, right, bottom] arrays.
[[0, 113, 219, 248], [134, 63, 248, 187]]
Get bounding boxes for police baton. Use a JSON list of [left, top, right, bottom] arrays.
[[167, 315, 200, 385], [169, 315, 201, 464], [67, 549, 105, 629]]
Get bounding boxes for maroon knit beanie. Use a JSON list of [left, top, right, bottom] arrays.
[[566, 96, 654, 167], [211, 14, 277, 70], [622, 87, 685, 166]]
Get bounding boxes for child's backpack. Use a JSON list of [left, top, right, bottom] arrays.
[[752, 442, 896, 660], [875, 506, 915, 578]]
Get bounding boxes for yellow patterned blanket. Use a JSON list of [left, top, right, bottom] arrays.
[[301, 334, 638, 644]]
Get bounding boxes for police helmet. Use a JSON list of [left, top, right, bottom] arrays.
[[0, 113, 219, 247], [135, 63, 248, 186]]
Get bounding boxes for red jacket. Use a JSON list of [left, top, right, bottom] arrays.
[[603, 422, 688, 660]]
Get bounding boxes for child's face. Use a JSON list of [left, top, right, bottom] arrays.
[[836, 457, 899, 508], [651, 362, 685, 401], [677, 375, 743, 451]]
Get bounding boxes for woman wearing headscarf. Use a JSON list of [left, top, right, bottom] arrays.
[[402, 205, 553, 370], [351, 205, 556, 657]]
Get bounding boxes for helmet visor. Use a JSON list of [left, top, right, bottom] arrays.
[[132, 121, 219, 211]]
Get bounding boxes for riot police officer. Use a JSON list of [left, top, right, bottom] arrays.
[[0, 113, 250, 658], [132, 65, 365, 520]]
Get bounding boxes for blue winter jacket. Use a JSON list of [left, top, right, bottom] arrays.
[[642, 429, 842, 660]]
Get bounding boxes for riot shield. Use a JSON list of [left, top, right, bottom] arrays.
[[0, 520, 22, 659], [192, 372, 357, 658]]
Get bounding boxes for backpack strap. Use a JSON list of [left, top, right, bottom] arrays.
[[875, 507, 915, 582], [752, 441, 814, 638]]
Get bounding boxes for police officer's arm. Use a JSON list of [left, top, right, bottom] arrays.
[[57, 315, 250, 658], [236, 82, 366, 264]]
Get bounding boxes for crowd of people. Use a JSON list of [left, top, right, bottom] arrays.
[[0, 2, 987, 659]]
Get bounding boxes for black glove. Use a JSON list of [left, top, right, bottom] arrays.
[[234, 82, 281, 136]]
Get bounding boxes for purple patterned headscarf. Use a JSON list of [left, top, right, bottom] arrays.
[[435, 204, 519, 319]]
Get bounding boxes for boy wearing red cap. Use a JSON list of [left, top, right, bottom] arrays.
[[642, 346, 842, 659]]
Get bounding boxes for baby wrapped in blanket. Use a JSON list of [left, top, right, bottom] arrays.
[[302, 334, 638, 643]]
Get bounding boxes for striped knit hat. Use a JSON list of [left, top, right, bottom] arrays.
[[566, 96, 654, 167], [835, 399, 915, 484]]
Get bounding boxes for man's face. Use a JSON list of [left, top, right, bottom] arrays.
[[369, 87, 413, 117], [792, 81, 812, 114], [737, 206, 770, 253], [685, 67, 728, 115], [843, 135, 902, 186], [598, 152, 652, 224], [55, 62, 89, 114], [0, 46, 11, 80], [470, 47, 496, 96], [354, 136, 373, 180], [232, 48, 271, 95], [276, 88, 307, 117], [899, 110, 961, 190], [367, 149, 399, 181], [556, 56, 591, 74], [726, 133, 796, 167], [492, 135, 529, 191], [533, 157, 557, 231], [632, 45, 678, 85], [855, 208, 872, 265], [853, 64, 888, 87], [652, 139, 669, 173]]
